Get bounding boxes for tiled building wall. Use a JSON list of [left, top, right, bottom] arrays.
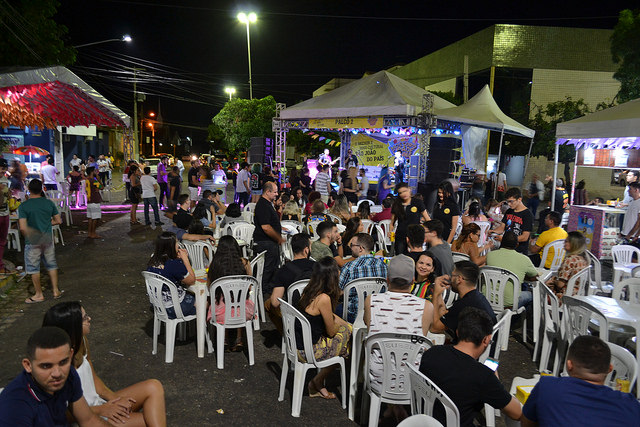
[[425, 77, 457, 93]]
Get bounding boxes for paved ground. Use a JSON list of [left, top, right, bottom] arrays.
[[0, 186, 543, 426]]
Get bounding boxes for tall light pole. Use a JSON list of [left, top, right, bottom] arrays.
[[73, 35, 132, 48], [224, 87, 236, 100], [148, 122, 156, 156], [237, 12, 257, 99]]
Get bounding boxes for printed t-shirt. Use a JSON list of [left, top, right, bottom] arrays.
[[432, 198, 461, 241], [396, 198, 426, 238], [501, 208, 533, 253], [314, 172, 330, 195], [250, 172, 262, 191]]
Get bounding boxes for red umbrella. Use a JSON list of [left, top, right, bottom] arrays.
[[13, 145, 50, 163]]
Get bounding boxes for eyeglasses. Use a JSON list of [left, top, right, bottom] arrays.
[[349, 243, 362, 249], [505, 199, 517, 204]]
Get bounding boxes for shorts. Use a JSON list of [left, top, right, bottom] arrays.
[[166, 292, 196, 319], [129, 187, 142, 204], [251, 190, 262, 196], [86, 203, 102, 219], [188, 187, 200, 202], [44, 183, 58, 191], [24, 242, 57, 274]]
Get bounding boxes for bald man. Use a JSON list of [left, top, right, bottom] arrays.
[[253, 181, 286, 287]]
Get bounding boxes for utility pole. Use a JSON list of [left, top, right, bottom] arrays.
[[463, 55, 469, 102], [126, 67, 144, 161]]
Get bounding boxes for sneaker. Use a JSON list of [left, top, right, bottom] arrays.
[[145, 222, 152, 226], [155, 221, 164, 226]]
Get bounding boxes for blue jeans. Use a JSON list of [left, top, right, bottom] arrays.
[[143, 197, 161, 224], [527, 196, 540, 219], [237, 192, 250, 207]]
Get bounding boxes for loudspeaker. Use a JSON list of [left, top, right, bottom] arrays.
[[248, 137, 273, 164], [425, 137, 462, 185]]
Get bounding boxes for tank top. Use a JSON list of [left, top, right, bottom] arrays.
[[76, 355, 107, 407]]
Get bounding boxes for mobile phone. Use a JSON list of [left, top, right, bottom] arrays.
[[483, 358, 499, 371]]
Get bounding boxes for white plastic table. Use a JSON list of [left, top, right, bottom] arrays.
[[189, 270, 209, 358]]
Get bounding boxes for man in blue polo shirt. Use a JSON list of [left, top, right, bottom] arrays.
[[0, 326, 108, 426]]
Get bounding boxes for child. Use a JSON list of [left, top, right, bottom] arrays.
[[84, 166, 103, 239]]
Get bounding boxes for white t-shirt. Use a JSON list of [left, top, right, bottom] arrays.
[[623, 198, 640, 236], [360, 175, 369, 195], [213, 169, 227, 184], [496, 172, 507, 189], [237, 169, 250, 193], [141, 174, 158, 199], [70, 158, 81, 169], [97, 159, 109, 173], [41, 164, 58, 184]]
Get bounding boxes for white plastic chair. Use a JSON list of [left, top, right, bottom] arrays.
[[587, 250, 613, 296], [306, 219, 323, 241], [606, 342, 638, 392], [327, 213, 342, 225], [342, 277, 387, 420], [375, 224, 392, 254], [479, 310, 513, 364], [612, 277, 640, 303], [479, 266, 523, 350], [562, 296, 609, 347], [286, 279, 309, 303], [52, 224, 64, 246], [451, 252, 470, 263], [278, 298, 347, 417], [361, 332, 432, 427], [472, 220, 491, 247], [142, 271, 197, 363], [564, 266, 592, 297], [250, 250, 267, 327], [406, 364, 460, 427], [538, 239, 565, 272], [208, 275, 257, 369], [227, 223, 255, 257], [47, 189, 72, 226], [7, 228, 20, 251], [378, 219, 392, 238], [397, 414, 444, 427], [361, 219, 374, 234], [611, 245, 640, 285], [241, 210, 254, 224], [180, 240, 214, 271], [281, 220, 303, 234], [560, 212, 569, 228], [536, 282, 563, 375], [244, 202, 256, 213]]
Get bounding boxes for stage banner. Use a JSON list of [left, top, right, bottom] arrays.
[[461, 125, 488, 173], [309, 116, 383, 129]]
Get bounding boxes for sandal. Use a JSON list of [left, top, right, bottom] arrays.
[[308, 380, 336, 400], [25, 296, 45, 304]]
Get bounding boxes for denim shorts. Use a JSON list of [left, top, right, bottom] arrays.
[[24, 242, 57, 274], [166, 292, 196, 319], [251, 190, 262, 196]]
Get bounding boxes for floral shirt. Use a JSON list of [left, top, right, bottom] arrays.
[[551, 254, 589, 296]]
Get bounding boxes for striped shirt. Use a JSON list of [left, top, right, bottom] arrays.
[[339, 255, 388, 322], [314, 172, 330, 195]]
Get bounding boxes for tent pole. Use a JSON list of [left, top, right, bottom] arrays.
[[523, 137, 534, 187], [493, 126, 505, 199], [551, 142, 559, 211], [570, 160, 578, 205]]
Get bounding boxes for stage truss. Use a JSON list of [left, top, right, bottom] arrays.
[[272, 102, 287, 171]]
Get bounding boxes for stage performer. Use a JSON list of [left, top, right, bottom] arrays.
[[318, 148, 339, 178], [394, 150, 406, 183]]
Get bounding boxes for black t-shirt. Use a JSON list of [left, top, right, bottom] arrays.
[[441, 289, 497, 342], [169, 175, 181, 200], [174, 209, 193, 230], [267, 258, 315, 295], [187, 167, 199, 188], [253, 197, 281, 242], [300, 175, 312, 195], [250, 172, 262, 191], [501, 207, 534, 253], [419, 345, 512, 427], [553, 189, 568, 213], [433, 198, 461, 241], [395, 198, 427, 237]]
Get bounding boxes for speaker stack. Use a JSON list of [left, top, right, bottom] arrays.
[[248, 137, 273, 165]]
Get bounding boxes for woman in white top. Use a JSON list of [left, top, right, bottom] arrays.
[[43, 302, 166, 426]]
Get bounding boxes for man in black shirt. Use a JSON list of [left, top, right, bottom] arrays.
[[489, 187, 533, 254], [187, 159, 200, 207], [265, 233, 315, 334], [406, 224, 426, 262], [430, 260, 496, 342], [420, 308, 521, 427], [253, 181, 285, 290]]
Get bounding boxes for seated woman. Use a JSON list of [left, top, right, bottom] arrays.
[[295, 257, 352, 400], [304, 199, 329, 224], [192, 203, 215, 232], [545, 231, 590, 299], [485, 198, 504, 225], [207, 235, 254, 351], [219, 203, 246, 229], [411, 251, 440, 300], [451, 223, 493, 266], [147, 231, 196, 319], [461, 201, 488, 225], [43, 302, 166, 426], [292, 186, 307, 211], [329, 194, 352, 224], [341, 217, 363, 257], [356, 201, 371, 221], [282, 200, 302, 221]]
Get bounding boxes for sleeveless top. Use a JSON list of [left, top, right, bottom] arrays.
[[77, 355, 106, 407]]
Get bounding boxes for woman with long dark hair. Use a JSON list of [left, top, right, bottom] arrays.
[[377, 166, 393, 203], [342, 217, 363, 257], [432, 180, 461, 244], [391, 183, 430, 255], [452, 223, 492, 266], [207, 235, 253, 351], [296, 257, 352, 400], [43, 302, 166, 426], [128, 165, 142, 225], [462, 200, 488, 225], [411, 251, 440, 300], [147, 232, 196, 318]]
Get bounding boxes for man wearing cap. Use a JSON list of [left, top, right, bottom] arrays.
[[338, 233, 387, 323], [0, 158, 12, 273], [157, 156, 169, 208]]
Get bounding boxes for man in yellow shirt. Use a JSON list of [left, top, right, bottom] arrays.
[[529, 211, 567, 268]]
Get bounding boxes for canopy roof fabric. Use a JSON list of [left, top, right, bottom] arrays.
[[436, 85, 535, 138], [0, 66, 130, 129], [556, 98, 640, 149], [280, 70, 455, 120]]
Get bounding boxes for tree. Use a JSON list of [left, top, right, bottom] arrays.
[[611, 9, 640, 103], [286, 129, 340, 158], [212, 96, 276, 155], [430, 90, 463, 106], [528, 98, 591, 184], [0, 0, 76, 66]]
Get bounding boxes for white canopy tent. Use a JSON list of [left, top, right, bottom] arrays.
[[552, 97, 640, 210]]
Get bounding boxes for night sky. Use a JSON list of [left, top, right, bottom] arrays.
[[57, 0, 638, 148]]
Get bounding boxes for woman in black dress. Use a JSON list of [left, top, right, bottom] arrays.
[[432, 180, 461, 244], [391, 183, 431, 255]]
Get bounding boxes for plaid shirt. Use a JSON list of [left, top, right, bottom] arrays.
[[339, 255, 388, 323]]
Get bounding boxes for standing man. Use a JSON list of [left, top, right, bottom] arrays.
[[40, 157, 59, 191], [140, 166, 163, 226], [0, 159, 11, 273], [253, 181, 285, 287], [489, 187, 534, 254], [621, 182, 640, 241], [175, 157, 185, 182], [187, 159, 200, 206], [156, 155, 169, 209], [0, 327, 110, 426], [346, 148, 358, 169], [622, 170, 639, 206], [18, 179, 62, 303], [394, 150, 405, 183], [97, 154, 109, 185], [526, 174, 544, 219], [167, 166, 181, 212], [236, 162, 251, 207], [69, 154, 82, 171], [314, 164, 331, 203], [84, 167, 104, 239], [358, 168, 369, 200], [495, 169, 507, 200]]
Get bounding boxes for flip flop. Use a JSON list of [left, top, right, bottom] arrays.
[[53, 290, 65, 299], [308, 381, 336, 400], [25, 296, 44, 304]]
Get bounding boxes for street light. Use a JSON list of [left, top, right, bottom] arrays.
[[237, 12, 257, 99], [224, 87, 236, 100], [148, 122, 156, 156], [74, 35, 133, 48]]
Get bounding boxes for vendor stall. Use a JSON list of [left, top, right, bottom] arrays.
[[567, 205, 624, 258]]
